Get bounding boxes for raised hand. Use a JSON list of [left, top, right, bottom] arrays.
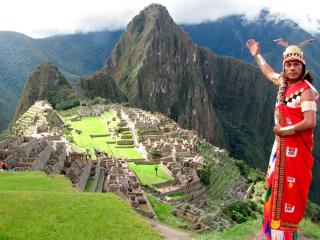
[[246, 39, 260, 57]]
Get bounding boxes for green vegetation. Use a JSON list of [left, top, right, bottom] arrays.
[[147, 194, 189, 228], [0, 172, 73, 192], [223, 200, 262, 223], [61, 111, 143, 160], [57, 106, 79, 118], [196, 218, 320, 240], [150, 149, 162, 160], [168, 193, 187, 200], [84, 178, 94, 192], [13, 62, 80, 126], [305, 200, 320, 223], [128, 163, 173, 186], [196, 144, 239, 201], [300, 218, 320, 239], [197, 219, 261, 240], [78, 70, 126, 102], [47, 84, 80, 110], [0, 171, 161, 240]]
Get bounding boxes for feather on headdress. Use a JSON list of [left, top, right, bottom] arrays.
[[273, 38, 314, 64]]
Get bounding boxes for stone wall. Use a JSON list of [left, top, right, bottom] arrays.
[[31, 144, 54, 171], [78, 161, 92, 191], [90, 161, 105, 192], [66, 153, 92, 191], [160, 161, 174, 178], [47, 109, 64, 127], [12, 138, 39, 157]]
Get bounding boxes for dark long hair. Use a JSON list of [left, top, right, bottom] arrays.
[[301, 64, 313, 83]]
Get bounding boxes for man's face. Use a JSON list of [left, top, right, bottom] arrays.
[[284, 60, 303, 81]]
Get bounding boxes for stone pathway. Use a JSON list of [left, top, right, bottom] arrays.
[[146, 219, 194, 240]]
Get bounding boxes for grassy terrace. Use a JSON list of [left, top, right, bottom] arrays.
[[61, 109, 143, 160], [147, 194, 189, 228], [128, 163, 173, 186], [0, 172, 161, 240]]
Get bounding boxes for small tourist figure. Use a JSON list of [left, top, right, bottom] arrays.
[[154, 165, 158, 176], [0, 160, 8, 171]]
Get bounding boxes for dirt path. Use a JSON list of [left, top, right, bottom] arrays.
[[146, 219, 194, 240]]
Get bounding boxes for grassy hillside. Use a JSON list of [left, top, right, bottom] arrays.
[[0, 172, 161, 240]]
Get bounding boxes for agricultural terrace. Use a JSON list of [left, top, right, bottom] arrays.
[[0, 172, 161, 240], [61, 110, 143, 160], [128, 163, 173, 186], [147, 193, 189, 228]]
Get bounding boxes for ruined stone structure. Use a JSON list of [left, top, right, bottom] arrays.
[[0, 135, 67, 173], [65, 152, 92, 190], [100, 154, 155, 218], [12, 100, 64, 136], [79, 102, 110, 117], [5, 102, 249, 233], [117, 106, 217, 231]]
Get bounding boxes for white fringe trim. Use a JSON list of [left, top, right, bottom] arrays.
[[271, 229, 285, 240]]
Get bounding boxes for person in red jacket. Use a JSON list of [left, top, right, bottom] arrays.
[[246, 38, 318, 240], [0, 160, 8, 171]]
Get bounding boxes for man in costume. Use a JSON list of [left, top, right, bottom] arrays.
[[246, 38, 318, 240]]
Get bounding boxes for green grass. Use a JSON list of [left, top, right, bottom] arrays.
[[63, 112, 143, 160], [196, 218, 320, 240], [0, 172, 74, 192], [196, 219, 260, 240], [84, 178, 94, 192], [58, 107, 79, 118], [147, 194, 189, 228], [300, 218, 320, 239], [128, 163, 173, 186], [168, 193, 187, 200], [0, 171, 161, 240]]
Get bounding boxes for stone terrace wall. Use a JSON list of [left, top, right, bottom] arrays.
[[47, 109, 64, 127], [66, 153, 92, 191]]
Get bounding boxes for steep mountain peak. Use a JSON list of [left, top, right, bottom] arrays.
[[101, 4, 225, 144], [12, 61, 78, 125], [127, 3, 174, 35], [31, 61, 69, 87]]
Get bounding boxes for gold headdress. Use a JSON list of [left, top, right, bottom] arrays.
[[274, 38, 314, 65]]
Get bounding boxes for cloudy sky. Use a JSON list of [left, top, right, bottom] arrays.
[[1, 0, 319, 38]]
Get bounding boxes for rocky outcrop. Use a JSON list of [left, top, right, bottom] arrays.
[[12, 61, 79, 125]]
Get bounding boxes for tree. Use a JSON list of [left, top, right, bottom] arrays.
[[151, 149, 162, 161]]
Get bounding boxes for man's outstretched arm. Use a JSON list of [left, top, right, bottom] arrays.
[[246, 39, 281, 85]]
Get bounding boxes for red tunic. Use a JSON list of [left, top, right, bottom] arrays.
[[263, 80, 318, 239]]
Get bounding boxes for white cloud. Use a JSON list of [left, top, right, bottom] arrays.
[[0, 0, 319, 38]]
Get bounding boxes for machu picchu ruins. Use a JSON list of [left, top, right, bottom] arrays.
[[1, 100, 253, 234]]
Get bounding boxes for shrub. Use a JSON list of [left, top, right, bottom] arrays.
[[223, 200, 262, 223], [151, 149, 162, 160], [305, 200, 320, 223], [197, 163, 211, 186]]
